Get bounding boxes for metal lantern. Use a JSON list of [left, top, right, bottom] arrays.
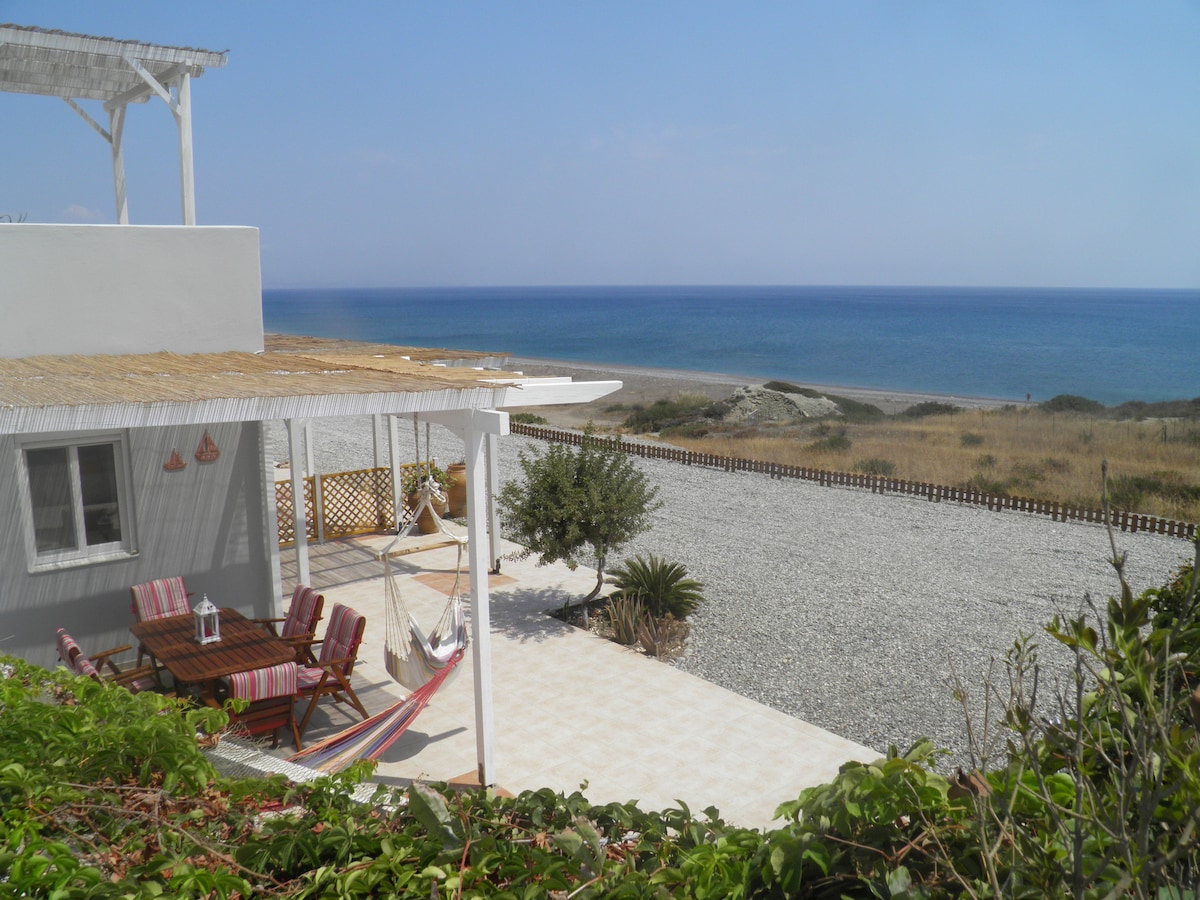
[[194, 594, 221, 644]]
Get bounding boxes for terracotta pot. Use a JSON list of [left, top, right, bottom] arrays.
[[446, 463, 468, 517], [406, 492, 442, 534]]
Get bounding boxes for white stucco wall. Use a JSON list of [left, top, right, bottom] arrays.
[[0, 224, 263, 358]]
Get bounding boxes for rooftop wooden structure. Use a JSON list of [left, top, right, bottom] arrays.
[[0, 23, 228, 224]]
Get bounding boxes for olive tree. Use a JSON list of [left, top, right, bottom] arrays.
[[498, 429, 660, 603]]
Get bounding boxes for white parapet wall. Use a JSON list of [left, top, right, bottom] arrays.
[[0, 224, 263, 358]]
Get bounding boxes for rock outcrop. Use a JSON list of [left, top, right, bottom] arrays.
[[721, 386, 840, 424]]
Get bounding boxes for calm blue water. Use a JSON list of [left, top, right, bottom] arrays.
[[262, 285, 1199, 406]]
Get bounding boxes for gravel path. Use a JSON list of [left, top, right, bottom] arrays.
[[267, 418, 1195, 768]]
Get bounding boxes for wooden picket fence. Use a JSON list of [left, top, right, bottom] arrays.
[[276, 461, 428, 547], [509, 423, 1198, 542]]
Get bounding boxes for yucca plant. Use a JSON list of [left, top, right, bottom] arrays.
[[606, 594, 646, 645], [608, 554, 704, 620], [637, 614, 689, 659]]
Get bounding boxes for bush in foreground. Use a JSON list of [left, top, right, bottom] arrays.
[[4, 534, 1199, 896]]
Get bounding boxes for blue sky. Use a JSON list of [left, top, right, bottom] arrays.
[[3, 2, 1198, 289]]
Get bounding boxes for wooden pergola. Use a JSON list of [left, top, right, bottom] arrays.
[[0, 23, 227, 224]]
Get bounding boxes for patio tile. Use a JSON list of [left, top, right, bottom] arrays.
[[271, 534, 876, 830]]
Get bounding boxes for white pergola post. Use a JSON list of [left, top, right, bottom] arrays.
[[116, 55, 199, 225], [372, 414, 384, 469], [108, 105, 128, 224], [387, 415, 403, 526], [175, 71, 195, 225], [425, 408, 510, 787], [286, 418, 311, 586], [463, 409, 509, 786], [486, 432, 502, 574]]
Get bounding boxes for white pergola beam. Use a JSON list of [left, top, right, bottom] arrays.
[[493, 379, 622, 407]]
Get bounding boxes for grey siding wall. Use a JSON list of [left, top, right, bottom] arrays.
[[0, 421, 278, 671]]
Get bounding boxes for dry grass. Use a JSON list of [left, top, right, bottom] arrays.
[[665, 408, 1200, 523]]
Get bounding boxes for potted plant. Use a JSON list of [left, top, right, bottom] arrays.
[[400, 463, 452, 533]]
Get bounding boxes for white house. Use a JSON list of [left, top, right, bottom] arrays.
[[0, 24, 617, 785]]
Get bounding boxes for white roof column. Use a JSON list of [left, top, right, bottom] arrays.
[[285, 418, 311, 586], [462, 408, 509, 786], [174, 70, 195, 225], [425, 407, 510, 787], [485, 431, 502, 574], [108, 105, 128, 223]]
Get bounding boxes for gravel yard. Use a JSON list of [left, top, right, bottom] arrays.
[[267, 417, 1194, 769]]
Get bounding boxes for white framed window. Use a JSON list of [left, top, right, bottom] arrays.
[[19, 433, 136, 569]]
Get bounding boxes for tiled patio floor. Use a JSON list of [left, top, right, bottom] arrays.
[[271, 531, 876, 830]]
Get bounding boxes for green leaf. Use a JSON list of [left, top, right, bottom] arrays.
[[408, 783, 460, 848]]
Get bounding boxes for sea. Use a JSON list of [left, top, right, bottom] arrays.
[[262, 285, 1199, 406]]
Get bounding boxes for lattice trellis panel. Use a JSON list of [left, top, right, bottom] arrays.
[[319, 467, 396, 539], [275, 480, 295, 545], [276, 464, 428, 547], [275, 475, 316, 546]]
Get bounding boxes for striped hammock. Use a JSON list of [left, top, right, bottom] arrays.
[[284, 551, 471, 774], [287, 648, 464, 773], [383, 551, 469, 691]]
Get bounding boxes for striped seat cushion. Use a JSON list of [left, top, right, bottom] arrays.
[[124, 673, 160, 693], [319, 603, 364, 671], [56, 628, 99, 679], [282, 585, 323, 639], [131, 576, 191, 621], [296, 665, 327, 690], [226, 662, 298, 701]]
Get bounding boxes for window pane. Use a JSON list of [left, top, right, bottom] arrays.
[[27, 447, 76, 552], [79, 443, 122, 546]]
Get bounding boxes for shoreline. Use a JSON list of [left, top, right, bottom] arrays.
[[503, 355, 1024, 426]]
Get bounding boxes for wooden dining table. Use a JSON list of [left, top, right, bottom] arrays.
[[130, 607, 296, 701]]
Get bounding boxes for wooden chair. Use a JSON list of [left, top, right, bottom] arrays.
[[253, 585, 325, 665], [56, 628, 160, 694], [130, 576, 192, 621], [296, 603, 369, 744], [130, 576, 192, 669], [221, 661, 300, 749]]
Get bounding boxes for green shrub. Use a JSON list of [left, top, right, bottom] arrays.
[[1039, 393, 1105, 414], [660, 423, 715, 438], [967, 472, 1010, 495], [621, 394, 722, 433], [853, 457, 896, 476], [499, 427, 660, 602], [608, 553, 704, 619], [762, 380, 820, 396], [976, 453, 997, 469], [826, 395, 886, 422], [807, 431, 851, 452], [1109, 471, 1200, 510], [899, 401, 961, 419], [960, 431, 984, 447], [509, 412, 549, 425], [1041, 455, 1071, 474]]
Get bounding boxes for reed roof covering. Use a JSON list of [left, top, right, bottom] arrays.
[[0, 340, 523, 435], [0, 23, 227, 103], [0, 349, 504, 407]]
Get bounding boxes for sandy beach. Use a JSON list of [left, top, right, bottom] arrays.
[[502, 356, 1024, 429]]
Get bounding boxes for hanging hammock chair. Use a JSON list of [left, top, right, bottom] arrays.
[[285, 553, 470, 774], [285, 416, 472, 773], [384, 548, 469, 691]]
